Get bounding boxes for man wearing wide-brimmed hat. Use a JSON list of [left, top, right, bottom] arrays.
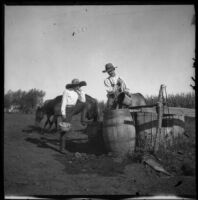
[[61, 78, 87, 121], [102, 63, 130, 109], [59, 78, 87, 153]]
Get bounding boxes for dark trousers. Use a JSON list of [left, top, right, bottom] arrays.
[[59, 106, 74, 153]]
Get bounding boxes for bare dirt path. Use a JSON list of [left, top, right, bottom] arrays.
[[4, 113, 196, 197]]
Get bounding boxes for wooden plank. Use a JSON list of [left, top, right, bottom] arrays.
[[130, 106, 195, 117], [129, 107, 156, 113], [168, 107, 195, 117], [129, 104, 157, 109]]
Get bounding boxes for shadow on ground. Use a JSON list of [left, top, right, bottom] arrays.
[[22, 124, 61, 135], [65, 139, 108, 155], [25, 134, 124, 177], [22, 125, 43, 134], [25, 137, 62, 154], [25, 133, 108, 156], [24, 133, 195, 178], [54, 151, 127, 177]]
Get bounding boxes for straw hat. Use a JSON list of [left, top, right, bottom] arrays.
[[66, 79, 87, 89]]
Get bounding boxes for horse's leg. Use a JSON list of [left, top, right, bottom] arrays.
[[43, 115, 51, 131], [43, 119, 48, 129], [48, 116, 54, 130], [40, 116, 50, 136], [53, 115, 58, 131]]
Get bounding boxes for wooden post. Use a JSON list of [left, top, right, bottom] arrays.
[[153, 84, 165, 152]]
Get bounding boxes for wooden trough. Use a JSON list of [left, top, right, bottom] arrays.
[[133, 111, 185, 152], [128, 84, 195, 153]]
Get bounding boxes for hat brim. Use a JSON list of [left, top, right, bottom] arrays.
[[102, 66, 117, 73], [66, 81, 87, 89]]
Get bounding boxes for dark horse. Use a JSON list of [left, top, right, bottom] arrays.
[[35, 94, 100, 130], [116, 92, 147, 126], [116, 92, 146, 108]]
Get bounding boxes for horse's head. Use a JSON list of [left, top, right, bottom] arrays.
[[35, 106, 44, 124], [117, 92, 146, 107]]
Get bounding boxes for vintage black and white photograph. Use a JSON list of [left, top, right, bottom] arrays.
[[4, 5, 196, 198]]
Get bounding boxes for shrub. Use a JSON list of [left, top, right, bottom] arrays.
[[145, 92, 195, 108]]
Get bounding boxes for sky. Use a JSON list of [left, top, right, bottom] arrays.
[[5, 5, 195, 102]]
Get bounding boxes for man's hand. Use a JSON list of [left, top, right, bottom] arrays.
[[74, 87, 82, 93]]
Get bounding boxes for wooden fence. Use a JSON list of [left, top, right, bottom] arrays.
[[129, 105, 195, 118]]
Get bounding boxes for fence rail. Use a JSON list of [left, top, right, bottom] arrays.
[[129, 105, 195, 118], [168, 107, 195, 118]]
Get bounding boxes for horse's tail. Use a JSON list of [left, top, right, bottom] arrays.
[[94, 100, 101, 121], [85, 94, 101, 121]]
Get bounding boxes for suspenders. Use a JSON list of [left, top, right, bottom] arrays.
[[108, 76, 125, 93], [108, 76, 115, 88]]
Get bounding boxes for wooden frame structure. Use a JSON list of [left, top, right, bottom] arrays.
[[129, 84, 195, 152]]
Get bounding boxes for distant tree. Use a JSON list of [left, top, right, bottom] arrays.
[[4, 94, 11, 109], [21, 88, 45, 112], [4, 90, 14, 108], [12, 89, 25, 106], [4, 88, 45, 113]]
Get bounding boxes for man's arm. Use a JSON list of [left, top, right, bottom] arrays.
[[117, 77, 130, 93], [61, 90, 67, 119], [104, 78, 115, 94], [75, 88, 86, 103]]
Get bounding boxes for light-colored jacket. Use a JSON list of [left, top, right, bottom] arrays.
[[61, 88, 86, 116]]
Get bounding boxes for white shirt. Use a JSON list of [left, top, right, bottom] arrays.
[[61, 88, 86, 116], [104, 74, 130, 94]]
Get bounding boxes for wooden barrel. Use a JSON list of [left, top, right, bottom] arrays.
[[135, 112, 185, 152], [102, 109, 136, 158]]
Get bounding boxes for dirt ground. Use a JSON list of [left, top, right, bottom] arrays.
[[4, 113, 196, 197]]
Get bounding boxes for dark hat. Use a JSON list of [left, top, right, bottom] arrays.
[[66, 79, 87, 89], [102, 63, 117, 73]]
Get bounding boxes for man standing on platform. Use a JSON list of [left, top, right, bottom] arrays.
[[102, 63, 130, 109]]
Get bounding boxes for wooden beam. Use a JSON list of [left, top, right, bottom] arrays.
[[130, 106, 195, 117], [168, 107, 195, 118], [129, 107, 156, 113], [129, 104, 157, 109]]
